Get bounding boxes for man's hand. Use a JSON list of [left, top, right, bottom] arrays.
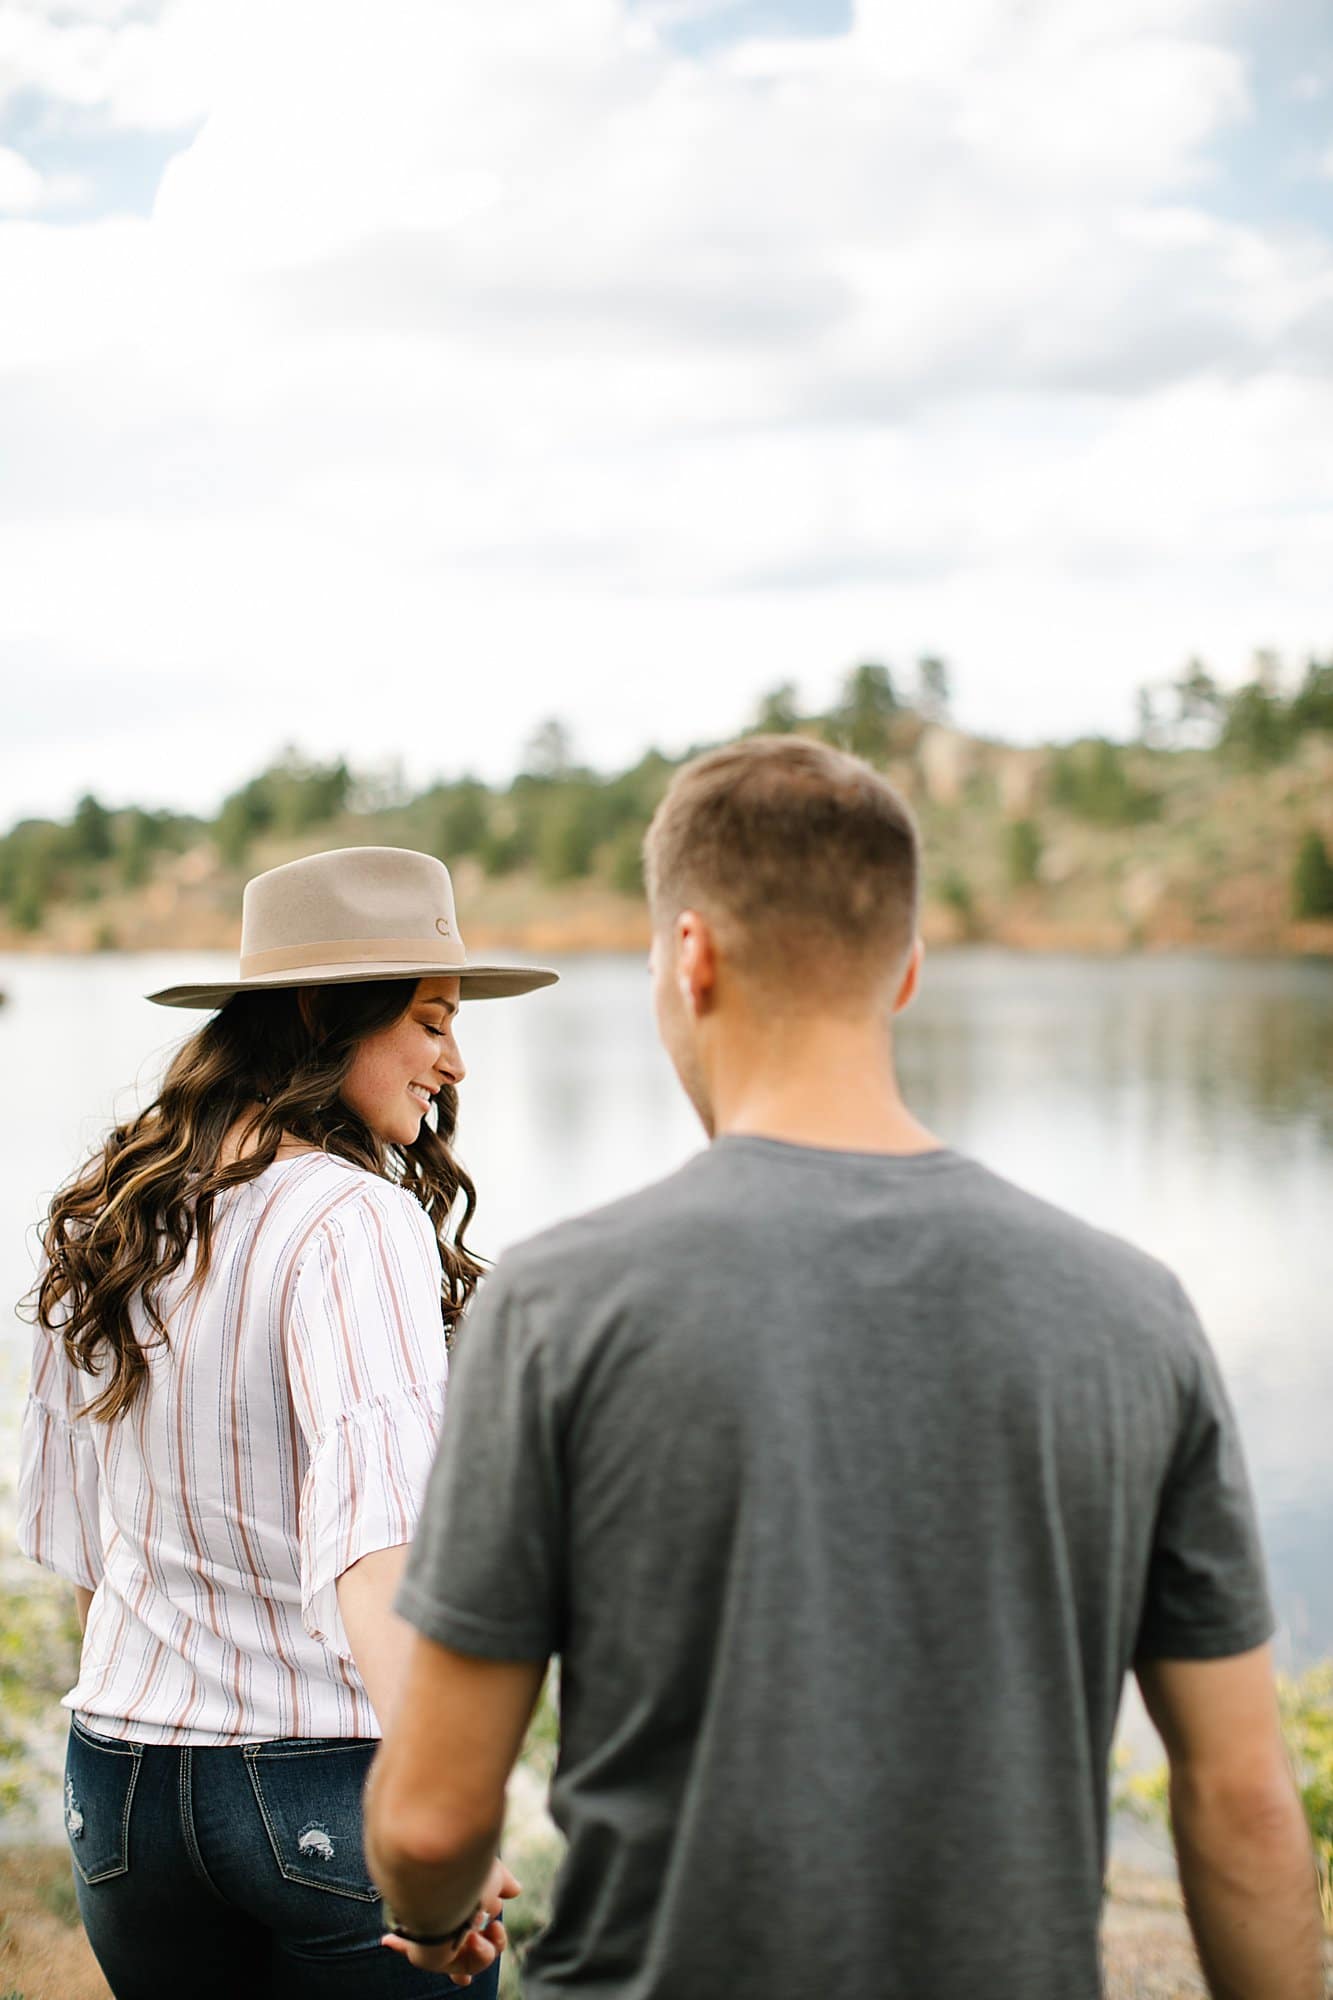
[[364, 1636, 544, 1963], [380, 1859, 521, 1986]]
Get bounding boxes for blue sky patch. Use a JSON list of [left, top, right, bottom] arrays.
[[1207, 0, 1332, 235], [629, 0, 852, 59], [0, 88, 198, 223]]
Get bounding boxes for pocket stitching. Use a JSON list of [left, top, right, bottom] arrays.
[[244, 1759, 380, 1904], [71, 1717, 141, 1756], [68, 1733, 142, 1887], [244, 1741, 377, 1760]]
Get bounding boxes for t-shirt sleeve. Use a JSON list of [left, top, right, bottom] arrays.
[[286, 1184, 450, 1656], [396, 1263, 563, 1663], [1135, 1285, 1275, 1662], [17, 1311, 104, 1592]]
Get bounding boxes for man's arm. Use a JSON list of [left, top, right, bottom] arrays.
[[364, 1632, 545, 1946], [1136, 1644, 1323, 2000]]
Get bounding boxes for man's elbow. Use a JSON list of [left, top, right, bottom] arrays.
[[366, 1769, 501, 1875], [1170, 1759, 1306, 1847]]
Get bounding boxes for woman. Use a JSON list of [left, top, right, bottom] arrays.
[[17, 846, 557, 1998]]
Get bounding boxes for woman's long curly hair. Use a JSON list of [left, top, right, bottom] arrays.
[[31, 979, 483, 1423]]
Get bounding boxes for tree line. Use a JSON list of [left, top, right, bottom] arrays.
[[3, 651, 1333, 935]]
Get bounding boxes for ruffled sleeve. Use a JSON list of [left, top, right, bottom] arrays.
[[286, 1183, 451, 1657], [17, 1314, 105, 1591]]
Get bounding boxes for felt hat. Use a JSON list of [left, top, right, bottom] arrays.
[[147, 846, 558, 1008]]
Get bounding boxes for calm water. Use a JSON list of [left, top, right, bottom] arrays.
[[3, 950, 1332, 1672]]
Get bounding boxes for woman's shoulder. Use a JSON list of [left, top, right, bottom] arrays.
[[267, 1154, 433, 1256]]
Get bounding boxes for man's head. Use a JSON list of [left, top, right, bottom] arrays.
[[644, 734, 921, 1126]]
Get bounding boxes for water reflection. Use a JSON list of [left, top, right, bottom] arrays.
[[2, 949, 1331, 1657]]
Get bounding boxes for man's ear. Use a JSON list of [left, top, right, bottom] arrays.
[[677, 911, 719, 1016], [891, 938, 924, 1017]]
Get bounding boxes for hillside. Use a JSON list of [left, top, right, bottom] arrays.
[[3, 667, 1333, 961]]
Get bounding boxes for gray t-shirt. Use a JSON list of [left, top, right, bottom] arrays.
[[398, 1139, 1273, 1998]]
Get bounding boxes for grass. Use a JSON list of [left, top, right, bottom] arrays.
[[0, 1847, 107, 2000]]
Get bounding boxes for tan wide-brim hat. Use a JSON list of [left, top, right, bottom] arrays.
[[147, 846, 559, 1009]]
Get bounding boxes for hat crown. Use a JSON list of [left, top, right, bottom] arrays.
[[243, 847, 460, 956], [145, 843, 558, 1007]]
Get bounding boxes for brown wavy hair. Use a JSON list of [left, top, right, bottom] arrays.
[[31, 980, 484, 1422]]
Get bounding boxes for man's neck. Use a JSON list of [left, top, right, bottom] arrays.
[[706, 1016, 941, 1158]]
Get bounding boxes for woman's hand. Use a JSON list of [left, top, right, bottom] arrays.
[[380, 1859, 521, 1985]]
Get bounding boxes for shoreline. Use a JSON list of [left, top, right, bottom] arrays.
[[2, 933, 1331, 965]]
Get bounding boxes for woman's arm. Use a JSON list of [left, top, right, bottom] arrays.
[[336, 1546, 414, 1727]]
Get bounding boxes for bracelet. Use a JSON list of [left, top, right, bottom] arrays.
[[383, 1907, 474, 1950]]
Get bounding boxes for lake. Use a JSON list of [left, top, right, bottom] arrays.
[[4, 947, 1332, 1675]]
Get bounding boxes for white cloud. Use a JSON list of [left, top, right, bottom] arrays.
[[1, 0, 1331, 820], [0, 0, 217, 129], [0, 144, 43, 212]]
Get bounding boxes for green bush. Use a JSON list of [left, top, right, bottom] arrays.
[[1291, 661, 1333, 737], [0, 1572, 81, 1819], [536, 790, 604, 885], [602, 826, 642, 899], [750, 683, 803, 734], [1049, 741, 1159, 826], [937, 868, 975, 930], [1006, 818, 1043, 888], [1292, 831, 1333, 920], [1221, 683, 1293, 768], [827, 662, 899, 764], [69, 794, 113, 863], [118, 809, 157, 888], [9, 872, 48, 934], [436, 781, 492, 859]]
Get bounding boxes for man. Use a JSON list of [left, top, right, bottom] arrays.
[[366, 736, 1321, 1997]]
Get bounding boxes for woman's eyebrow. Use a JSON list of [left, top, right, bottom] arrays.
[[419, 996, 459, 1018]]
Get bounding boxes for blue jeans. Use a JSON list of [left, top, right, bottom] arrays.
[[64, 1717, 501, 1999]]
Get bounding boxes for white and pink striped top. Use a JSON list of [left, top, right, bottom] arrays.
[[17, 1153, 449, 1746]]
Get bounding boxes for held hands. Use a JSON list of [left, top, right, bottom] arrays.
[[380, 1859, 521, 1987]]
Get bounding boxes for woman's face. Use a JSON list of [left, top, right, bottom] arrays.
[[339, 977, 465, 1146]]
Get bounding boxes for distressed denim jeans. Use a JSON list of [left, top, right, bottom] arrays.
[[64, 1716, 502, 1999]]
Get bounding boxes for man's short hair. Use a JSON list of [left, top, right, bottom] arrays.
[[645, 735, 920, 995]]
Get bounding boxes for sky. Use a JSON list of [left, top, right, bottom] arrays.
[[1, 0, 1331, 822]]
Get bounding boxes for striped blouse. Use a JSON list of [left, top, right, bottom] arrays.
[[17, 1153, 449, 1746]]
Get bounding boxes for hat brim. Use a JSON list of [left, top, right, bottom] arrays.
[[146, 960, 560, 1009]]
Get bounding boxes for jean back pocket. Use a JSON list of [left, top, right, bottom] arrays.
[[65, 1718, 143, 1886], [244, 1738, 380, 1903]]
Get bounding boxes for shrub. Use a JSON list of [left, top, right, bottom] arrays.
[[0, 1572, 81, 1819], [1006, 818, 1043, 888], [436, 781, 491, 859], [937, 868, 975, 931], [1221, 683, 1293, 768], [1292, 831, 1333, 921], [606, 825, 645, 899], [1049, 741, 1159, 826], [1291, 662, 1333, 737]]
